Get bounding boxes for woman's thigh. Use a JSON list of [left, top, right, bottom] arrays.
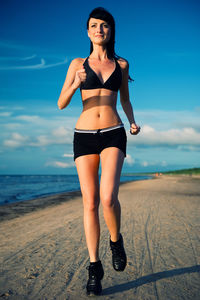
[[75, 154, 100, 205], [100, 147, 124, 202]]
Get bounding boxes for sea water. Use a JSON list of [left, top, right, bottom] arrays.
[[0, 174, 151, 205]]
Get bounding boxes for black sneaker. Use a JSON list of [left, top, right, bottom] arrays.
[[86, 261, 104, 296], [110, 234, 127, 271]]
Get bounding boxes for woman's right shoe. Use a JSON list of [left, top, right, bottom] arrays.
[[110, 233, 127, 271], [86, 260, 104, 296]]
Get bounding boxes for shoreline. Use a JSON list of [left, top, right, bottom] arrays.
[[1, 174, 198, 223], [0, 189, 82, 222], [0, 176, 153, 222]]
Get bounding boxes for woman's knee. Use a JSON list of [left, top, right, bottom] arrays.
[[83, 194, 100, 212], [101, 193, 118, 209]]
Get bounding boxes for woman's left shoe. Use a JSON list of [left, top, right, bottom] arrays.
[[110, 233, 127, 271], [86, 261, 104, 296]]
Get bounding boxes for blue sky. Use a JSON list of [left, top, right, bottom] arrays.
[[0, 0, 200, 174]]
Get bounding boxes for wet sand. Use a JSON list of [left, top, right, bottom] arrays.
[[0, 176, 200, 299]]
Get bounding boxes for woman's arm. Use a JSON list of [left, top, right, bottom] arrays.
[[57, 58, 86, 110], [119, 59, 140, 135]]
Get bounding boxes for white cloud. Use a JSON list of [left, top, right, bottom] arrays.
[[2, 125, 73, 149], [3, 140, 20, 148], [52, 126, 68, 137], [128, 126, 200, 147], [141, 161, 149, 167], [0, 40, 68, 70], [0, 106, 24, 111], [177, 145, 200, 152], [0, 56, 68, 70], [29, 128, 73, 147], [128, 109, 200, 131], [125, 154, 135, 166], [3, 123, 22, 130], [45, 161, 74, 168], [63, 153, 74, 158], [0, 112, 12, 117], [12, 106, 25, 111], [14, 114, 76, 134], [16, 115, 41, 122], [9, 132, 27, 141], [20, 55, 37, 61], [32, 126, 73, 146], [3, 132, 28, 148], [0, 55, 37, 62], [140, 160, 168, 168], [142, 125, 155, 133], [161, 161, 167, 167], [30, 135, 51, 147]]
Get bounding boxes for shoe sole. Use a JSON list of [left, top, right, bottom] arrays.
[[113, 267, 126, 271], [86, 290, 102, 296]]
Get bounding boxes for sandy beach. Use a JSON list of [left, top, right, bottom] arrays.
[[0, 175, 200, 299]]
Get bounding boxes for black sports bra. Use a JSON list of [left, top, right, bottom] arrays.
[[80, 56, 122, 92]]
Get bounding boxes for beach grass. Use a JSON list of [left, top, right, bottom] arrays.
[[163, 167, 200, 175], [123, 167, 200, 177]]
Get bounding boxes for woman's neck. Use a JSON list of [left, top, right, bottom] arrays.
[[90, 45, 108, 61]]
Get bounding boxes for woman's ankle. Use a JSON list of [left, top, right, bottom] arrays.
[[90, 260, 101, 266], [110, 232, 120, 243], [90, 258, 100, 264]]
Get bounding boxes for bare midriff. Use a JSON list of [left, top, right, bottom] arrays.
[[75, 89, 122, 130]]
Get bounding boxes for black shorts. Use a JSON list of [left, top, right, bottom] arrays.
[[73, 124, 127, 161]]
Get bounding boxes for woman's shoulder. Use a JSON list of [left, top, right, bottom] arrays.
[[70, 57, 87, 67], [116, 56, 129, 70]]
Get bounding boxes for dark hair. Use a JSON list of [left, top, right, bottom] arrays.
[[87, 7, 134, 82]]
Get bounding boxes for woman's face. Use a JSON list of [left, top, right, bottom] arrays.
[[87, 18, 111, 45]]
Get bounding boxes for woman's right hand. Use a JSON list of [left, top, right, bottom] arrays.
[[72, 65, 87, 89]]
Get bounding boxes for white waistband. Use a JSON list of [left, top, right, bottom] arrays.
[[74, 124, 124, 134]]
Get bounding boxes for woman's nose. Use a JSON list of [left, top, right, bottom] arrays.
[[97, 25, 103, 32]]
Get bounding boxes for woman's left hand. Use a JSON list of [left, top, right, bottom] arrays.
[[130, 123, 140, 135]]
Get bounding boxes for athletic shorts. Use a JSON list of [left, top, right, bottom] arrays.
[[73, 124, 127, 161]]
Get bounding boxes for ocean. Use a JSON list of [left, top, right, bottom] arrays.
[[0, 174, 151, 205]]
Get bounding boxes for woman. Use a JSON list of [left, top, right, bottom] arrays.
[[58, 7, 140, 296]]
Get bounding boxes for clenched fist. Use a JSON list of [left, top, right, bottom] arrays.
[[130, 123, 140, 135], [73, 66, 87, 89]]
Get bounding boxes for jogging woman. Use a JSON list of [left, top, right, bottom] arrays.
[[58, 7, 140, 296]]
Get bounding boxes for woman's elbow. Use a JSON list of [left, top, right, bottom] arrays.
[[57, 98, 65, 110], [120, 97, 130, 106], [57, 100, 63, 110]]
